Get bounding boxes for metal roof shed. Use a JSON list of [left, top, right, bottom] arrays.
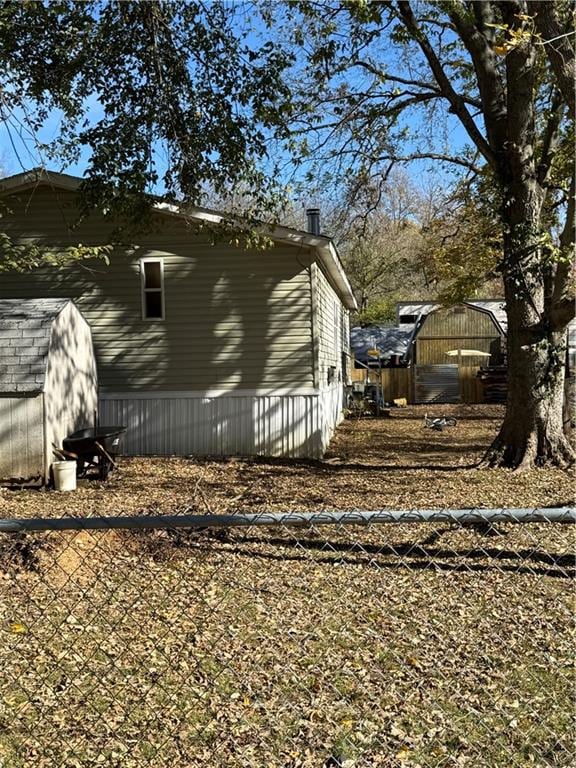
[[350, 325, 414, 366], [0, 299, 97, 483]]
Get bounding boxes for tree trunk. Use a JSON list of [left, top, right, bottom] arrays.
[[485, 308, 573, 469], [483, 186, 575, 469]]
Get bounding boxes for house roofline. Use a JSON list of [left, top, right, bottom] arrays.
[[0, 168, 358, 310]]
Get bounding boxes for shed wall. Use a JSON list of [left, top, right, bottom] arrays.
[[416, 337, 501, 365], [414, 305, 503, 403], [417, 306, 499, 339], [44, 302, 98, 476], [0, 395, 44, 480]]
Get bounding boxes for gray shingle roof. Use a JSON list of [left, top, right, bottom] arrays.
[[351, 325, 415, 363], [0, 298, 70, 393]]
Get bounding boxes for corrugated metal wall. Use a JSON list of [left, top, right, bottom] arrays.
[[414, 365, 459, 404], [317, 384, 344, 454], [99, 393, 326, 459]]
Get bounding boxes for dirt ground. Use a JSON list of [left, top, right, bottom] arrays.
[[0, 405, 574, 767], [0, 405, 573, 519]]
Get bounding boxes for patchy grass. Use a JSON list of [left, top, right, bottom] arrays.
[[0, 406, 574, 767]]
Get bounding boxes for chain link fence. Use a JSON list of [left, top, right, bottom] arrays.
[[0, 506, 574, 768]]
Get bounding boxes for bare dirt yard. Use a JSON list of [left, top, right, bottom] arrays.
[[0, 405, 574, 767]]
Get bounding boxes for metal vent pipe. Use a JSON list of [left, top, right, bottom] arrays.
[[306, 207, 321, 235]]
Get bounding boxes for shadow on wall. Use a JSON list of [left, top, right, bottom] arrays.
[[0, 209, 321, 457]]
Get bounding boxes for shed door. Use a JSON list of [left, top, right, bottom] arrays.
[[414, 364, 459, 403]]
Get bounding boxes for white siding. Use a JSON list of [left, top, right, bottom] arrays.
[[100, 391, 324, 458]]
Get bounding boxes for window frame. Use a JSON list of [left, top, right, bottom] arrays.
[[140, 257, 165, 321]]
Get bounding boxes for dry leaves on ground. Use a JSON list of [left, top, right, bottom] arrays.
[[0, 406, 574, 767]]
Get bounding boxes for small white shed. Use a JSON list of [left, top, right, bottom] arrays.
[[0, 298, 97, 483]]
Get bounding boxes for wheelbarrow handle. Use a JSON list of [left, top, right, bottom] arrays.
[[52, 442, 78, 460], [94, 441, 118, 469]]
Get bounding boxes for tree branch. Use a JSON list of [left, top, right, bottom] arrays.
[[536, 91, 564, 186], [377, 151, 483, 174], [349, 60, 483, 109], [395, 1, 497, 169], [529, 1, 576, 115], [447, 1, 508, 162]]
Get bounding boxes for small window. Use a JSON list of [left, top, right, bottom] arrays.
[[400, 314, 418, 324], [141, 258, 164, 320]]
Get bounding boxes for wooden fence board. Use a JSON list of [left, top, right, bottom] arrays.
[[351, 364, 483, 404]]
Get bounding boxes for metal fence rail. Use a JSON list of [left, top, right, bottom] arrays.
[[1, 506, 574, 532]]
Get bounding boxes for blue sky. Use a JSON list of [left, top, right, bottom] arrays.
[[0, 3, 477, 210]]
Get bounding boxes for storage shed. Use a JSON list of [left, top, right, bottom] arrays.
[[0, 299, 97, 483], [411, 304, 504, 403]]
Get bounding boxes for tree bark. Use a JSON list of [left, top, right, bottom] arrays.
[[529, 0, 576, 115], [482, 182, 575, 469], [479, 7, 575, 469], [485, 302, 574, 469]]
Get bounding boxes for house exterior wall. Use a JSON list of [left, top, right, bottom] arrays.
[[0, 185, 349, 458], [0, 188, 316, 393], [43, 302, 98, 478], [0, 395, 44, 480], [312, 263, 349, 451]]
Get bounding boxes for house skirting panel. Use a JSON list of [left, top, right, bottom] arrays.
[[99, 389, 344, 459], [317, 383, 345, 454]]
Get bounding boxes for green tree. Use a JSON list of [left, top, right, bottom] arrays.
[[0, 0, 291, 265], [272, 0, 575, 468], [419, 173, 505, 304]]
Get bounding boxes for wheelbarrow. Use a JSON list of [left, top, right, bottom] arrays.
[[62, 426, 127, 480]]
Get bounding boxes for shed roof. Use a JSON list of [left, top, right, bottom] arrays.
[[0, 298, 70, 393], [396, 300, 507, 335], [351, 324, 415, 363], [465, 300, 507, 334]]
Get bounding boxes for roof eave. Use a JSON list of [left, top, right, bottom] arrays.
[[0, 168, 81, 194], [1, 170, 358, 311]]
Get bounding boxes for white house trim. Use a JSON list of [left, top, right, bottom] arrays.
[[99, 388, 321, 399]]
